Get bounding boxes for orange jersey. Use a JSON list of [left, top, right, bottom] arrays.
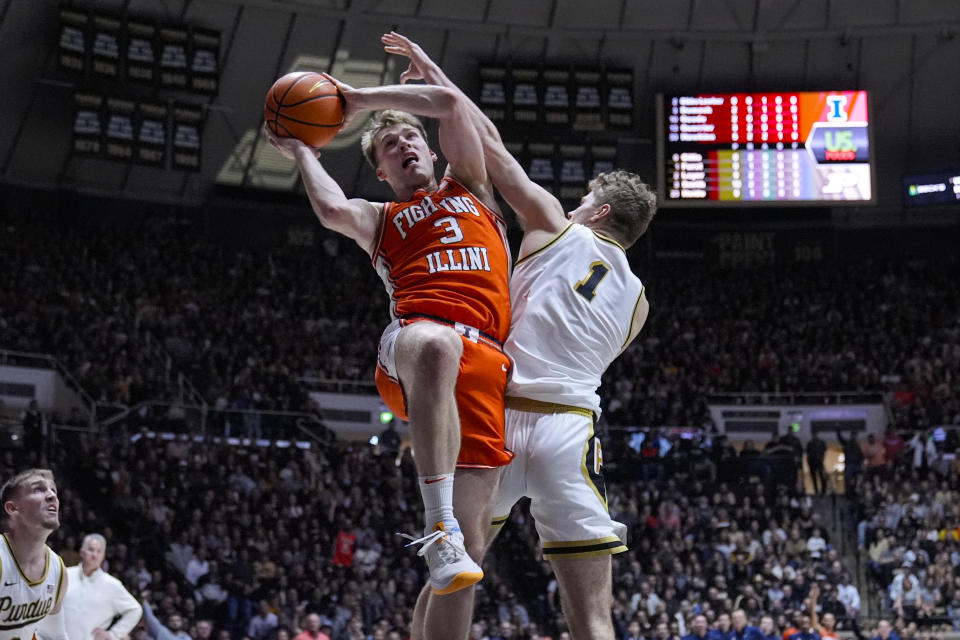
[[373, 177, 511, 342]]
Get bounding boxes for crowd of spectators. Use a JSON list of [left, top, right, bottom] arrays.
[[0, 213, 386, 416], [5, 409, 890, 640], [3, 212, 960, 433], [854, 434, 960, 632], [3, 211, 960, 639]]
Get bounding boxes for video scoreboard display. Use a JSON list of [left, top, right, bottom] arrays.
[[657, 91, 874, 207]]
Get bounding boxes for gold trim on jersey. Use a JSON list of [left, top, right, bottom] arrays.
[[541, 535, 628, 558], [2, 534, 50, 587], [505, 396, 593, 418], [590, 229, 626, 252], [514, 223, 574, 266], [621, 285, 646, 351], [490, 515, 509, 527], [54, 554, 65, 604]]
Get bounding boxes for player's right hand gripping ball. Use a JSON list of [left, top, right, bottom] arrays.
[[264, 71, 345, 148]]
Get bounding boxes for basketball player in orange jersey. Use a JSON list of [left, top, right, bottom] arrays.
[[0, 468, 69, 639], [264, 78, 512, 639], [383, 33, 656, 640]]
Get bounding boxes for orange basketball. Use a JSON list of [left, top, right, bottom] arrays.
[[264, 71, 344, 148]]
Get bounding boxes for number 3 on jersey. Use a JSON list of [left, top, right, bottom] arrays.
[[574, 261, 611, 301], [434, 216, 463, 244]]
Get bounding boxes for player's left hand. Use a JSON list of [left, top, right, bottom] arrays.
[[92, 628, 113, 640]]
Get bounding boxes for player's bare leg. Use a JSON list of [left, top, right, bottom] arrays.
[[413, 467, 498, 640], [396, 322, 485, 598], [395, 321, 463, 477], [550, 555, 615, 640], [410, 476, 504, 640]]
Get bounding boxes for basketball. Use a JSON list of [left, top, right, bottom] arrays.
[[264, 71, 345, 148]]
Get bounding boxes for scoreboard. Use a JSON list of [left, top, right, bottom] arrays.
[[657, 91, 874, 207]]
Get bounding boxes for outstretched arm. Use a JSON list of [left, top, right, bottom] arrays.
[[264, 125, 380, 255], [383, 32, 566, 234]]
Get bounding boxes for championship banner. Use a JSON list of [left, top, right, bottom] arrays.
[[159, 25, 189, 90], [510, 67, 540, 125], [604, 68, 633, 130], [478, 65, 508, 122], [104, 97, 135, 161], [172, 102, 202, 171], [91, 13, 122, 79], [542, 67, 570, 127], [558, 144, 587, 200], [573, 69, 603, 131], [527, 142, 556, 191], [136, 101, 168, 167], [72, 93, 103, 157], [189, 27, 220, 95], [125, 19, 156, 84], [590, 145, 617, 178], [58, 7, 88, 73]]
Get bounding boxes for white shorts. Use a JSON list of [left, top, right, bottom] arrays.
[[493, 398, 628, 559], [377, 319, 403, 377]]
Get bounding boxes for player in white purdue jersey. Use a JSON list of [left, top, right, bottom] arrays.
[[0, 469, 68, 640], [384, 34, 656, 640]]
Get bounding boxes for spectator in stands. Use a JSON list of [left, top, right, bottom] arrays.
[[296, 613, 331, 640], [248, 599, 279, 639], [730, 609, 763, 640], [683, 614, 719, 640], [805, 433, 827, 495], [758, 616, 778, 640], [785, 613, 818, 640], [882, 428, 905, 469], [865, 434, 887, 476], [837, 573, 860, 621], [193, 620, 214, 639], [779, 429, 804, 479], [20, 399, 44, 461], [141, 596, 192, 640], [836, 431, 864, 494], [870, 619, 900, 640], [806, 528, 826, 559], [890, 572, 920, 621]]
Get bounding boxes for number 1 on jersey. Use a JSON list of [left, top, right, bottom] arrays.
[[574, 261, 611, 301]]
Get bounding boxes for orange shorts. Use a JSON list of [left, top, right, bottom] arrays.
[[375, 318, 514, 469]]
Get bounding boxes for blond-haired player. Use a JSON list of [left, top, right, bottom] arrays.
[[384, 33, 656, 640], [0, 468, 69, 639], [265, 77, 513, 640]]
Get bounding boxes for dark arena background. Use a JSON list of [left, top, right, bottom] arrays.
[[1, 1, 960, 639]]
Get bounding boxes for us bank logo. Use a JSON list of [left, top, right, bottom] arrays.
[[806, 123, 869, 163]]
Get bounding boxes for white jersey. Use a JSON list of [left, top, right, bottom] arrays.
[[505, 223, 645, 416], [0, 534, 65, 639]]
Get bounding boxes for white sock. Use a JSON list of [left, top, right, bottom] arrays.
[[418, 473, 455, 531]]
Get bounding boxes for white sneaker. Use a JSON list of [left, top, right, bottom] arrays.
[[400, 522, 483, 594]]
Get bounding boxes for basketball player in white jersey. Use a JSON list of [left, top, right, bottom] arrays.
[[383, 34, 656, 640], [0, 468, 69, 639]]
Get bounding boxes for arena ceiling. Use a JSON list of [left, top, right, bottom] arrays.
[[1, 0, 958, 213]]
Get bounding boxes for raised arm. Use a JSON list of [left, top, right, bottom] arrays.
[[263, 125, 380, 256], [382, 32, 567, 236]]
